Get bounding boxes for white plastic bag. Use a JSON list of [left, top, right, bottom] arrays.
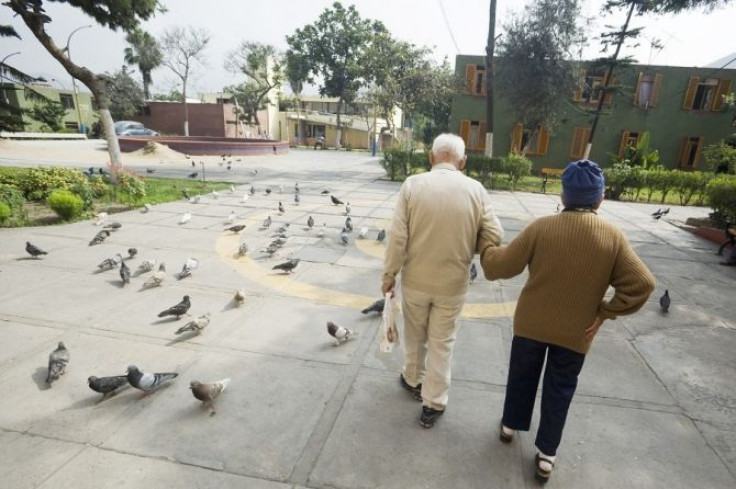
[[379, 292, 401, 353]]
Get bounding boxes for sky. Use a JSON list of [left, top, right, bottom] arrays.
[[3, 0, 736, 96]]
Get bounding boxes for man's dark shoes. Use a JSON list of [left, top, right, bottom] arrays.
[[720, 260, 736, 267], [399, 374, 422, 401], [419, 406, 444, 428]]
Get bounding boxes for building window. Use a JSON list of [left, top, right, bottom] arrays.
[[683, 76, 732, 111], [634, 73, 663, 108], [679, 136, 703, 169], [64, 122, 79, 131], [465, 64, 486, 96], [511, 123, 549, 156], [618, 131, 641, 158], [459, 119, 486, 151], [570, 127, 591, 160], [573, 71, 614, 105], [304, 124, 326, 138], [59, 93, 75, 110]]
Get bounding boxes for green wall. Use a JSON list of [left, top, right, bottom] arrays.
[[451, 55, 736, 170], [1, 82, 97, 132]]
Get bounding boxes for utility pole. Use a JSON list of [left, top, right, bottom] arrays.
[[65, 25, 92, 134], [484, 0, 497, 157]]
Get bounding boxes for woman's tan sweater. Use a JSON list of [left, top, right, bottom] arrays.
[[481, 210, 656, 354]]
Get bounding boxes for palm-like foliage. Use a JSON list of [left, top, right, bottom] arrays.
[[124, 29, 162, 100]]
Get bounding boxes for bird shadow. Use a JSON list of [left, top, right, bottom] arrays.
[[165, 332, 198, 346], [93, 268, 113, 275], [16, 256, 41, 261], [105, 279, 126, 289], [151, 317, 182, 325], [220, 299, 240, 312], [31, 367, 49, 391]]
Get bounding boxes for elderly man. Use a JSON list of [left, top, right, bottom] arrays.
[[382, 133, 504, 428], [480, 160, 655, 482]]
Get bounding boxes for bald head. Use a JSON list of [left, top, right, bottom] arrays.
[[430, 133, 466, 169]]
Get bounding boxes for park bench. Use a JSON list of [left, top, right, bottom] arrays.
[[539, 167, 564, 193]]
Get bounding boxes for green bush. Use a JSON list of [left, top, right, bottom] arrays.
[[0, 202, 10, 223], [604, 163, 632, 200], [0, 183, 26, 226], [672, 170, 711, 206], [47, 189, 84, 220], [705, 175, 736, 226], [501, 153, 532, 191], [19, 167, 90, 201], [702, 141, 736, 174], [466, 154, 503, 188], [117, 172, 146, 203], [88, 175, 111, 198], [381, 147, 408, 181]]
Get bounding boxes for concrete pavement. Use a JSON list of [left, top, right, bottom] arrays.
[[0, 148, 735, 488]]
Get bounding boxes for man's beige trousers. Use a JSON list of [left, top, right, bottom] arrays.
[[401, 285, 466, 411]]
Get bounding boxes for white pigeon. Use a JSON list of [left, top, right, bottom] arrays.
[[94, 212, 108, 226], [179, 258, 199, 279], [136, 258, 157, 274], [212, 190, 219, 200], [230, 185, 236, 194], [141, 203, 152, 213], [358, 227, 368, 239], [190, 196, 201, 204], [327, 321, 355, 345], [225, 211, 235, 225], [175, 313, 211, 335], [242, 194, 249, 203], [144, 262, 166, 288], [179, 212, 191, 225], [234, 289, 246, 307], [345, 203, 351, 215]]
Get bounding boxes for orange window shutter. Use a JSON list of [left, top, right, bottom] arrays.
[[570, 128, 583, 159], [682, 76, 700, 110], [538, 126, 550, 155], [678, 137, 689, 167], [480, 71, 487, 95], [694, 137, 704, 167], [478, 122, 486, 150], [511, 123, 523, 153], [465, 65, 477, 94], [633, 72, 643, 106], [711, 79, 733, 111], [650, 73, 663, 107], [618, 131, 630, 158], [604, 75, 616, 105], [460, 120, 471, 147]]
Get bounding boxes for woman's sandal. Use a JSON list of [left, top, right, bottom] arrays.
[[499, 422, 514, 443], [535, 453, 554, 483]]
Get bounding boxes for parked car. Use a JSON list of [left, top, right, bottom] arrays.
[[114, 121, 144, 135], [119, 127, 159, 136]]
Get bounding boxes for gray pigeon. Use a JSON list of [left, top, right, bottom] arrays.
[[158, 295, 191, 319], [26, 241, 48, 258], [225, 224, 246, 233], [120, 260, 131, 285], [178, 258, 199, 279], [46, 342, 69, 386], [190, 378, 231, 415], [345, 217, 353, 232], [331, 195, 344, 205], [469, 263, 478, 283], [345, 202, 351, 215], [272, 258, 300, 273], [659, 290, 670, 313], [89, 229, 110, 246], [278, 201, 285, 213], [126, 365, 178, 393], [262, 216, 272, 228], [249, 185, 256, 195], [88, 375, 128, 399], [340, 230, 349, 245], [307, 215, 314, 229], [175, 313, 211, 335], [98, 253, 123, 270], [143, 262, 167, 288], [327, 321, 355, 345], [127, 248, 138, 259], [294, 193, 300, 205], [136, 258, 157, 274], [377, 229, 386, 243], [103, 222, 122, 231], [238, 242, 249, 257], [361, 298, 385, 315]]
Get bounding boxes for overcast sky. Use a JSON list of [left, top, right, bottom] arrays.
[[3, 0, 736, 96]]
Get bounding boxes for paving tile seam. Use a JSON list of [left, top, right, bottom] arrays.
[[680, 416, 736, 482], [0, 313, 77, 330]]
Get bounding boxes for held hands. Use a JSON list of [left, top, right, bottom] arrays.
[[584, 315, 604, 343], [381, 279, 396, 298]]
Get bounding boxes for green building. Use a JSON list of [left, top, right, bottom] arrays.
[[0, 82, 97, 133], [450, 55, 736, 170]]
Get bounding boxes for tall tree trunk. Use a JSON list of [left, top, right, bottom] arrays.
[[335, 97, 343, 149], [484, 0, 497, 157], [182, 69, 190, 136], [584, 0, 636, 159], [142, 71, 151, 101]]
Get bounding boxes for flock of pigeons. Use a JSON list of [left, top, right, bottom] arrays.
[[25, 178, 393, 416]]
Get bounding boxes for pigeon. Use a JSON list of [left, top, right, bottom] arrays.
[[318, 223, 326, 238], [192, 161, 196, 167], [242, 194, 249, 203], [276, 223, 290, 235], [261, 216, 272, 228], [340, 230, 349, 245], [651, 208, 663, 216], [88, 375, 128, 399], [272, 258, 300, 273], [136, 258, 157, 274], [190, 378, 231, 415], [278, 201, 285, 214], [126, 365, 178, 394], [178, 258, 199, 279], [212, 190, 220, 200], [659, 290, 670, 313], [265, 188, 272, 195], [234, 289, 246, 306], [143, 262, 166, 288], [377, 229, 386, 243], [46, 342, 69, 386], [94, 212, 108, 225], [188, 172, 198, 179], [345, 217, 353, 232], [225, 211, 235, 225], [358, 227, 368, 239], [119, 260, 131, 285], [661, 208, 670, 215], [251, 169, 258, 176], [264, 244, 279, 256], [327, 321, 355, 345], [175, 312, 211, 335], [158, 295, 191, 319], [653, 213, 663, 221], [141, 203, 152, 213], [361, 298, 385, 315], [331, 195, 344, 205], [294, 193, 300, 205], [307, 216, 314, 229], [98, 253, 123, 270], [345, 202, 351, 215], [230, 185, 236, 194], [103, 222, 122, 231], [26, 241, 48, 258], [237, 242, 248, 256], [185, 153, 191, 159], [295, 182, 300, 193], [249, 186, 256, 195], [320, 190, 330, 195], [179, 212, 192, 225], [127, 248, 138, 259], [89, 229, 111, 246], [469, 263, 478, 283], [189, 195, 201, 204], [226, 224, 246, 234]]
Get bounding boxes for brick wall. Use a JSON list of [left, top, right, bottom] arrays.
[[134, 102, 228, 137]]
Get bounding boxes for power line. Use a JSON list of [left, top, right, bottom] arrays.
[[437, 0, 460, 54]]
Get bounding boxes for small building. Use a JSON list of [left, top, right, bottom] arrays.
[[451, 54, 736, 170], [0, 81, 97, 133]]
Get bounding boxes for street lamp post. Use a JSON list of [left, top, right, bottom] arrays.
[[65, 25, 92, 133], [0, 52, 21, 104]]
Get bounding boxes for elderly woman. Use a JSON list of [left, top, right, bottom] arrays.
[[480, 160, 655, 482]]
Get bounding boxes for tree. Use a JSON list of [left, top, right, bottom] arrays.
[[497, 0, 585, 154], [286, 2, 385, 148], [124, 29, 163, 101], [29, 100, 67, 131], [224, 42, 282, 134], [159, 26, 210, 136], [152, 89, 183, 102], [4, 0, 161, 179], [285, 50, 310, 144], [105, 66, 145, 121], [414, 60, 459, 147], [224, 82, 267, 130]]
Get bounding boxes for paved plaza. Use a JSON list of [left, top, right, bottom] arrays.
[[0, 146, 734, 488]]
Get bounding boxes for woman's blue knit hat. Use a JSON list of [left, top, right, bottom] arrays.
[[562, 159, 605, 206]]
